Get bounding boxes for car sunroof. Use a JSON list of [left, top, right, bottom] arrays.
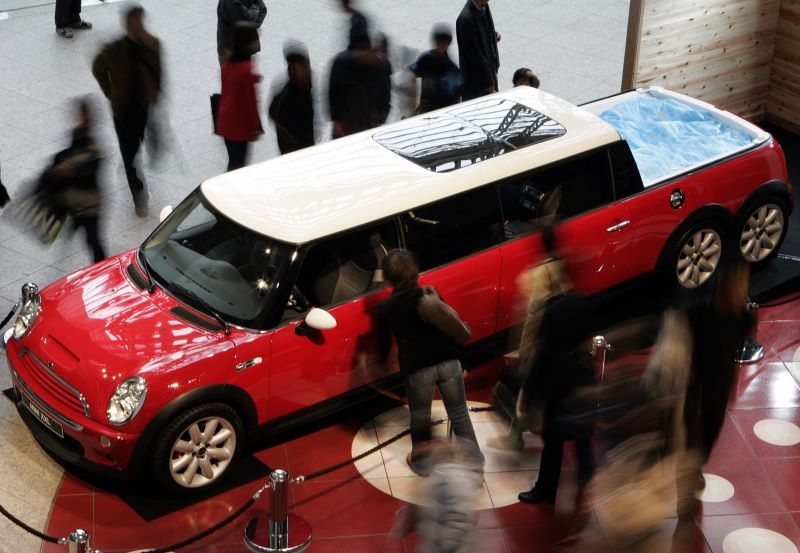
[[374, 98, 566, 173]]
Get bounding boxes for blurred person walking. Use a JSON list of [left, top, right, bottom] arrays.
[[216, 0, 267, 65], [367, 32, 393, 127], [675, 256, 754, 541], [517, 291, 596, 504], [217, 22, 264, 171], [456, 0, 500, 101], [55, 0, 91, 39], [92, 4, 162, 218], [40, 98, 107, 263], [328, 38, 373, 138], [338, 0, 370, 51], [490, 223, 569, 451], [0, 163, 9, 209], [268, 43, 315, 155], [377, 249, 483, 477], [408, 23, 461, 114]]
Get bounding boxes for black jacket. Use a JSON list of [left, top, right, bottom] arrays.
[[456, 0, 499, 100], [377, 284, 463, 377]]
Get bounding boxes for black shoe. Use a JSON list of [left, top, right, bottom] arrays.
[[406, 452, 430, 477], [518, 487, 555, 505], [72, 19, 92, 29]]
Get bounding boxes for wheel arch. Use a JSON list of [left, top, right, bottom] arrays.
[[128, 385, 258, 470], [736, 179, 793, 219], [656, 204, 734, 272]]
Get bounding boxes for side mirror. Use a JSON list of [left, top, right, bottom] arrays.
[[305, 307, 337, 330], [159, 205, 173, 222]]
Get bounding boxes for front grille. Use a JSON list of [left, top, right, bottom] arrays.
[[19, 348, 90, 417]]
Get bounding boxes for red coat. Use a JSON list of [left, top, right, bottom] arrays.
[[216, 60, 263, 141]]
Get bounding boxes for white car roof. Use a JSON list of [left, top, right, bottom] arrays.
[[201, 87, 621, 244]]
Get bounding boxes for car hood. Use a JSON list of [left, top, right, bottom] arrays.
[[29, 253, 228, 401]]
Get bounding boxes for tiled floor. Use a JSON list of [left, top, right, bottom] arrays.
[[29, 297, 800, 553], [0, 1, 799, 553]]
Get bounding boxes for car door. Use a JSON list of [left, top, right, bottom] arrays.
[[401, 184, 505, 341], [267, 221, 399, 421]]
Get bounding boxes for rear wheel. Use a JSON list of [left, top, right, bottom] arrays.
[[674, 225, 723, 289], [152, 403, 243, 493], [738, 197, 788, 264]]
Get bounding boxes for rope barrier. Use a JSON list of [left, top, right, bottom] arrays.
[[0, 502, 63, 544], [0, 404, 494, 551]]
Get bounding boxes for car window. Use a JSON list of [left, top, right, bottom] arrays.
[[500, 149, 615, 237], [293, 220, 400, 309], [401, 185, 504, 271]]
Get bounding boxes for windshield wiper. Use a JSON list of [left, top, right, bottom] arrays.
[[136, 249, 156, 294], [167, 280, 231, 335]]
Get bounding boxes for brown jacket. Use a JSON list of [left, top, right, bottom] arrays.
[[92, 35, 162, 117]]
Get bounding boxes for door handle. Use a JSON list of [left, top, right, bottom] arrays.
[[606, 220, 630, 233]]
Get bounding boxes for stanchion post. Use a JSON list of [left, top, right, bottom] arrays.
[[67, 529, 90, 553], [244, 469, 312, 553]]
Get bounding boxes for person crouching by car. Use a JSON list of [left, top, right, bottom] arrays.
[[377, 248, 484, 477], [217, 21, 264, 171], [42, 98, 107, 263]]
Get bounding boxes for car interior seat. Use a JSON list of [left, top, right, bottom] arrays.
[[314, 234, 388, 306]]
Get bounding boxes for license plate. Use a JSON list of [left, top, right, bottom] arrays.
[[21, 393, 64, 438]]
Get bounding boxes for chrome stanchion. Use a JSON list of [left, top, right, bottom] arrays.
[[591, 335, 612, 407], [244, 469, 312, 553], [67, 529, 90, 553]]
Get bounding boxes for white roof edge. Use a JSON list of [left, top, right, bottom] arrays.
[[202, 88, 621, 244]]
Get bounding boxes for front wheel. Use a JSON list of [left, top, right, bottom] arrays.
[[151, 403, 243, 493], [674, 225, 723, 289], [738, 197, 789, 264]]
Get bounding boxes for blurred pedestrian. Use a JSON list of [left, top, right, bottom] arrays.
[[367, 32, 392, 127], [456, 0, 500, 101], [512, 67, 539, 88], [92, 4, 162, 217], [269, 43, 315, 155], [328, 41, 373, 138], [408, 23, 461, 114], [517, 291, 596, 504], [216, 0, 267, 65], [41, 98, 107, 263], [490, 223, 569, 451], [389, 438, 483, 553], [675, 256, 754, 539], [377, 249, 483, 477], [339, 0, 370, 51], [217, 22, 264, 171], [55, 0, 91, 39]]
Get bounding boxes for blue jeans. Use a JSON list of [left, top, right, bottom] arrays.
[[405, 359, 481, 463]]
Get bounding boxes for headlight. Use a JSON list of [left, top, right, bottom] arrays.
[[107, 377, 147, 425], [13, 283, 41, 340]]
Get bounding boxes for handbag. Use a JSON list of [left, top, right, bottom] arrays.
[[417, 288, 471, 345], [210, 93, 221, 134]]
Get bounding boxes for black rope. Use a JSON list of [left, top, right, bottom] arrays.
[[142, 494, 257, 553], [0, 503, 62, 544], [296, 405, 495, 482]]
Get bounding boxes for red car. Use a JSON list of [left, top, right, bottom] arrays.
[[4, 87, 792, 493]]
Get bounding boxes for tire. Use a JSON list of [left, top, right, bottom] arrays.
[[151, 403, 243, 493], [737, 196, 789, 265], [672, 223, 724, 289]]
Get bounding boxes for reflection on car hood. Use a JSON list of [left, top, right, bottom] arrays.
[[28, 253, 224, 400]]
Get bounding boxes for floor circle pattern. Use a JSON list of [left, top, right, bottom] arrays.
[[722, 527, 799, 553], [696, 473, 735, 503], [352, 400, 543, 509], [753, 419, 800, 446]]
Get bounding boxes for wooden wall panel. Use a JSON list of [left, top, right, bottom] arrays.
[[766, 0, 800, 133], [624, 0, 781, 120]]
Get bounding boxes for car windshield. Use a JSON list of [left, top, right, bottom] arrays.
[[140, 190, 294, 329]]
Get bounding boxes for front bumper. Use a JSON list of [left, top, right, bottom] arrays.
[[5, 340, 143, 480]]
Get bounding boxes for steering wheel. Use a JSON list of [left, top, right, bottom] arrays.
[[288, 285, 310, 312]]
